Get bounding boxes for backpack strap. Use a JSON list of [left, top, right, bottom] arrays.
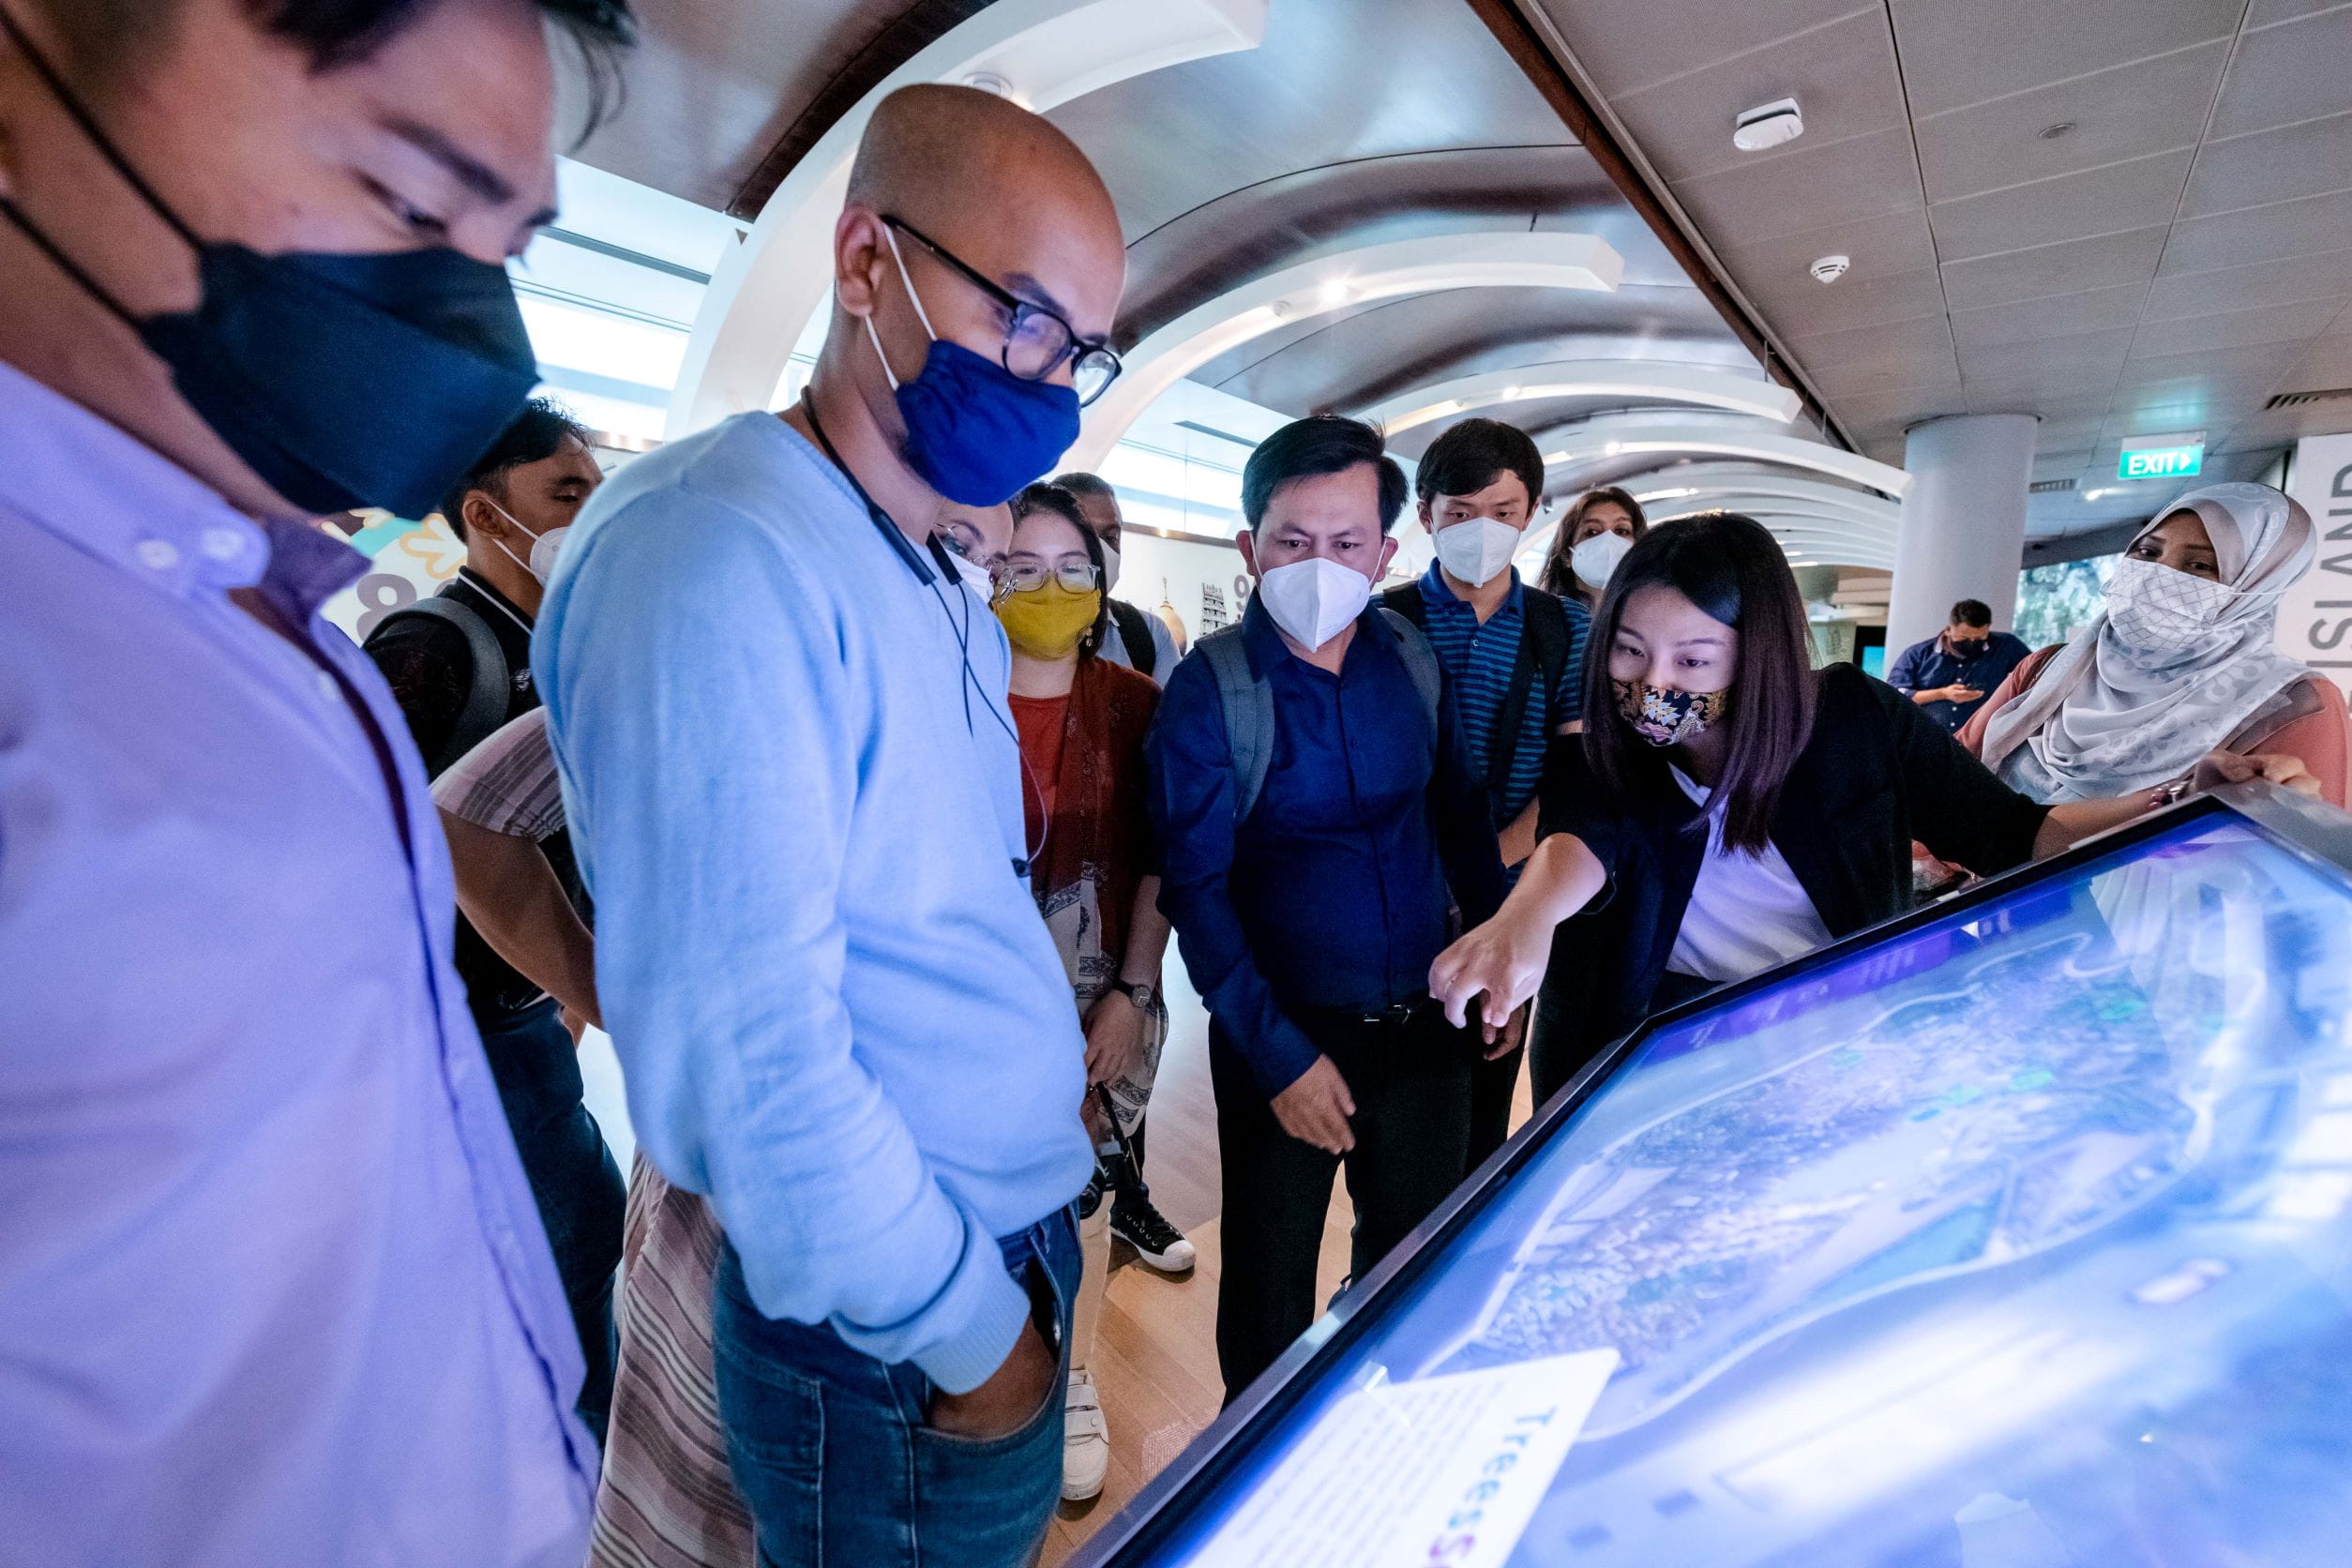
[[366, 595, 511, 779], [1197, 625, 1274, 823], [1482, 589, 1571, 803], [1377, 607, 1443, 747], [1108, 597, 1157, 678]]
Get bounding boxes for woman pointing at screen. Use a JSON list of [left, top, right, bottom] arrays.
[[1430, 512, 2319, 1107]]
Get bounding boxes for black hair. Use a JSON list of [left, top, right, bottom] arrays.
[[440, 397, 592, 538], [1011, 482, 1112, 656], [41, 2, 632, 132], [1538, 486, 1648, 601], [1582, 513, 1817, 856], [1415, 417, 1544, 510], [1950, 598, 1993, 628], [1048, 471, 1119, 541], [1241, 415, 1409, 534]]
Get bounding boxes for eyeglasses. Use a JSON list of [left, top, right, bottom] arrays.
[[884, 216, 1123, 407], [1001, 560, 1101, 594]]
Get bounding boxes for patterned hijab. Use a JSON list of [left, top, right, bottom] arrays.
[[1981, 481, 2316, 800]]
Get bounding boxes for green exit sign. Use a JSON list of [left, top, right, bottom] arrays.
[[2118, 432, 2205, 480]]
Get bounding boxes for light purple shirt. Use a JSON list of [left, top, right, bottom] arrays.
[[0, 362, 593, 1565]]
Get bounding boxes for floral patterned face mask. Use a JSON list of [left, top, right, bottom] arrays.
[[1613, 678, 1728, 746]]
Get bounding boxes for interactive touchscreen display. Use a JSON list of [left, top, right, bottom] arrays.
[[1122, 812, 2352, 1568]]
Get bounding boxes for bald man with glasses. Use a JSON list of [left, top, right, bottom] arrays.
[[538, 85, 1126, 1568]]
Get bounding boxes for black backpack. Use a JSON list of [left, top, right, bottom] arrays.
[[1108, 597, 1158, 679], [1380, 580, 1573, 806], [361, 595, 511, 779]]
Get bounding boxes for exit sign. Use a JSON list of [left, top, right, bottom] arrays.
[[2119, 432, 2205, 480]]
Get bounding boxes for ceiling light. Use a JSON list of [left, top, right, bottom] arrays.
[[1733, 98, 1804, 153], [1317, 279, 1353, 309], [1810, 254, 1851, 284], [2083, 488, 2115, 501], [1602, 440, 1622, 457]]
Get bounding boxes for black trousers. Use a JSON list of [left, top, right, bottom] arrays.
[[1465, 1044, 1522, 1173], [1210, 1001, 1475, 1401]]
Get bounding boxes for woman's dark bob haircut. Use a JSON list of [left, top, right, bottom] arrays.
[[1010, 481, 1113, 656], [1581, 512, 1818, 855]]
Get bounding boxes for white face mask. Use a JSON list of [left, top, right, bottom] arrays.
[[484, 498, 570, 584], [1255, 555, 1373, 651], [2103, 554, 2240, 652], [1099, 538, 1123, 593], [945, 547, 996, 598], [1432, 515, 1522, 587], [1570, 529, 1633, 590]]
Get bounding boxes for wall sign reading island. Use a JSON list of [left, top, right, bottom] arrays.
[[2119, 431, 2206, 481]]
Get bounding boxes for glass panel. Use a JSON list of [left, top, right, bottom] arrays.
[[1146, 813, 2352, 1568]]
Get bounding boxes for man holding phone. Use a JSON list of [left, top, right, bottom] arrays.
[[1888, 598, 2030, 732]]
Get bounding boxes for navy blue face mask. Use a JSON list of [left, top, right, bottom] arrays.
[[0, 9, 540, 520], [866, 227, 1080, 508]]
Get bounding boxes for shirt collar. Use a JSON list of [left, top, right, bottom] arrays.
[[1418, 559, 1524, 617], [0, 358, 365, 616], [1241, 587, 1397, 678]]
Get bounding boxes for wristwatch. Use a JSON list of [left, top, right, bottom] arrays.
[[1106, 978, 1156, 1010]]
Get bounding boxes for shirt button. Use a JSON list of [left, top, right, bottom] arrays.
[[135, 538, 181, 571], [200, 526, 246, 562]]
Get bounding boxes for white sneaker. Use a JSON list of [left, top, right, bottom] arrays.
[[1063, 1368, 1109, 1501]]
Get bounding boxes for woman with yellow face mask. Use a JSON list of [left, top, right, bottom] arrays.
[[995, 482, 1191, 1503]]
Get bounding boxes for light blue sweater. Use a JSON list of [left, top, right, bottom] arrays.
[[535, 413, 1091, 1393]]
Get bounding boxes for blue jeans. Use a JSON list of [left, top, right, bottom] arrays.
[[713, 1208, 1078, 1568]]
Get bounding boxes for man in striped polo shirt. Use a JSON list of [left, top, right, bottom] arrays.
[[1382, 417, 1590, 1170]]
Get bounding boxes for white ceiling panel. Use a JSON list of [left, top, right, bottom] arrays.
[[1911, 42, 2225, 205], [2179, 111, 2352, 218], [2130, 299, 2337, 359], [1887, 0, 2239, 117], [1606, 8, 1906, 184], [2139, 247, 2352, 320], [1957, 327, 2134, 384], [2206, 4, 2352, 138], [1937, 226, 2168, 310], [1746, 264, 1948, 338], [1715, 208, 1939, 293], [1925, 148, 2196, 262], [2159, 188, 2352, 275], [1786, 314, 1960, 398], [1950, 283, 2148, 349], [1672, 127, 1925, 247], [1525, 0, 1873, 99]]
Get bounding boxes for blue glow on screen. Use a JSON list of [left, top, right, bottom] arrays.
[[1143, 815, 2352, 1567]]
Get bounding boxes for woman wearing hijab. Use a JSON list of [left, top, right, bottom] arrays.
[[1539, 486, 1648, 613], [995, 483, 1189, 1503], [1963, 482, 2349, 809]]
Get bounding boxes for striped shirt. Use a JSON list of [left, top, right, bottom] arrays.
[[1413, 563, 1590, 825], [432, 707, 565, 841]]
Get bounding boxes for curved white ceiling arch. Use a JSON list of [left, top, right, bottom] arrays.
[[1629, 475, 1901, 533], [1538, 423, 1911, 499], [1061, 228, 1625, 471], [1356, 361, 1801, 435], [666, 0, 1270, 439]]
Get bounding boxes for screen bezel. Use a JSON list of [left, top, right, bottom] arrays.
[[1078, 781, 2352, 1565]]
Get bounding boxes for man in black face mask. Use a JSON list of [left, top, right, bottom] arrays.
[[1888, 597, 2031, 732], [0, 1, 631, 1561]]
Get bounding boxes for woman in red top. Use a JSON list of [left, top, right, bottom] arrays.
[[995, 483, 1187, 1503]]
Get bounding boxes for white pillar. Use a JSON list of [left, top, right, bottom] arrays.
[[1888, 414, 2036, 656]]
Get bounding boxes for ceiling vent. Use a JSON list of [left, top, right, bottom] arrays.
[[2265, 386, 2352, 411], [2028, 477, 2076, 493]]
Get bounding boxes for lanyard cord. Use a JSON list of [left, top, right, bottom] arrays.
[[797, 399, 1043, 868]]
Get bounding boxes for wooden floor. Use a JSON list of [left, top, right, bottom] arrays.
[[1041, 986, 1530, 1565]]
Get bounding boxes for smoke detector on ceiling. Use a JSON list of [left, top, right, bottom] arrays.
[[1733, 98, 1804, 152], [1809, 254, 1851, 283]]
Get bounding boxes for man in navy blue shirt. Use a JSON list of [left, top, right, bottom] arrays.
[[1887, 598, 2032, 731], [1148, 416, 1509, 1398], [1384, 417, 1588, 1170]]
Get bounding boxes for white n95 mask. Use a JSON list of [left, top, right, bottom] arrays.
[[1432, 515, 1522, 587], [1571, 529, 1633, 590], [1256, 555, 1372, 650], [485, 497, 572, 584], [1100, 539, 1123, 592]]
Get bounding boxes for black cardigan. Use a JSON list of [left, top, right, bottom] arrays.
[[1529, 663, 2052, 1100]]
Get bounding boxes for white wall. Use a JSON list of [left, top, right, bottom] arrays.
[[2284, 431, 2352, 700]]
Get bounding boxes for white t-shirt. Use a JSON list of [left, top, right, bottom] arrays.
[[1665, 765, 1833, 984]]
